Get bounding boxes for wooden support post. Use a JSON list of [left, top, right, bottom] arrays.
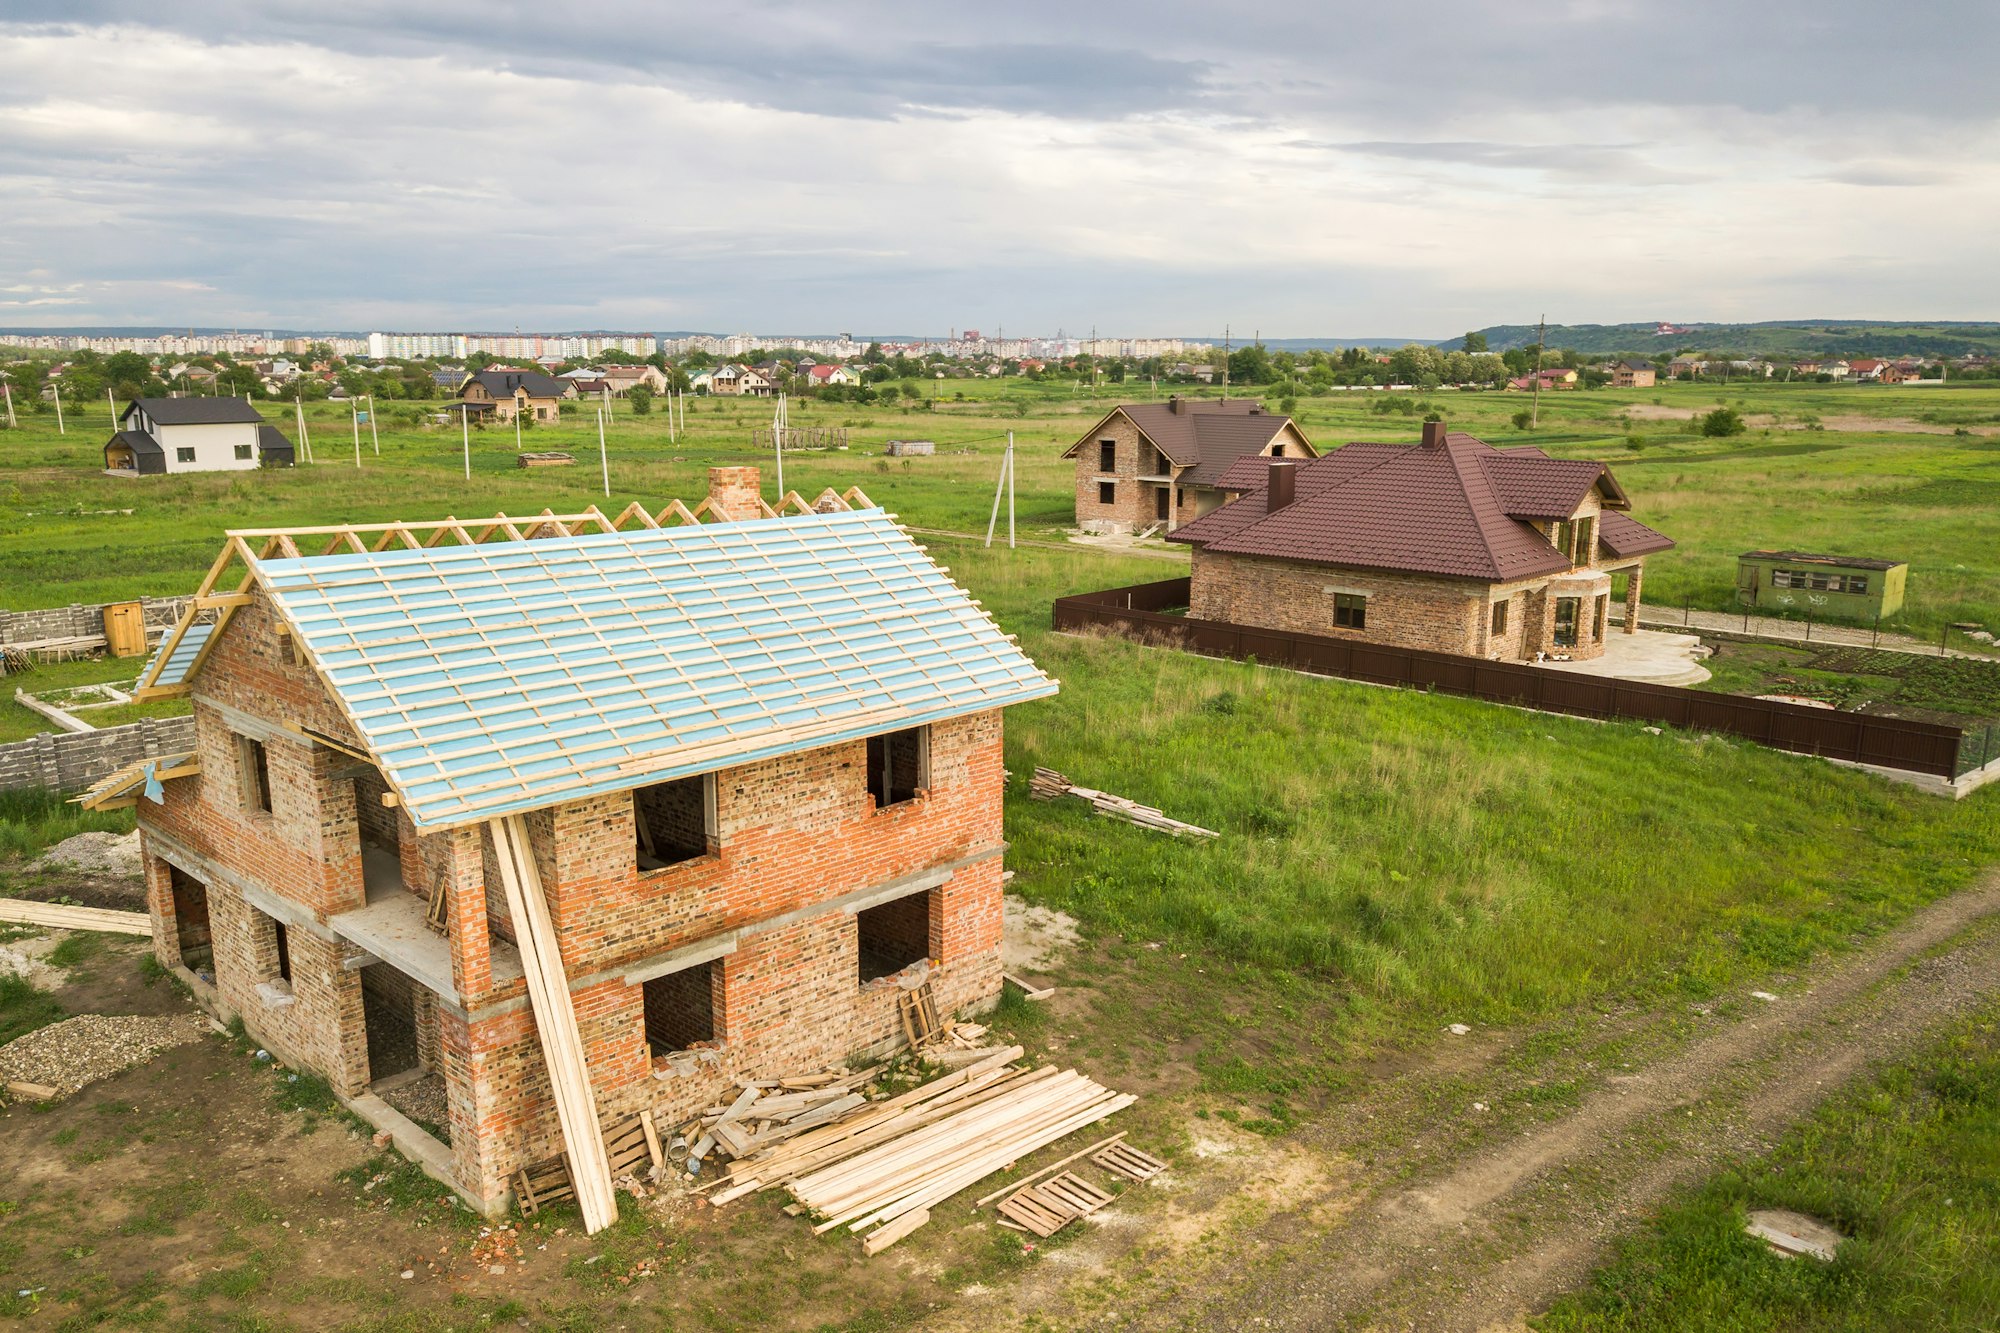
[[487, 814, 617, 1233]]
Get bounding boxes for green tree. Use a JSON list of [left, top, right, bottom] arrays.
[[1462, 331, 1488, 354], [628, 383, 654, 415], [1226, 343, 1274, 385]]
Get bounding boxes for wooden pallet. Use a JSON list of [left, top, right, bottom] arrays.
[[996, 1171, 1114, 1237], [1092, 1142, 1167, 1181], [898, 981, 942, 1048], [513, 1153, 575, 1215], [604, 1111, 664, 1180]]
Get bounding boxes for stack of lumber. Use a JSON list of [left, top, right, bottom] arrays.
[[517, 451, 575, 468], [704, 1046, 1134, 1255], [0, 898, 152, 938], [1029, 767, 1218, 839]]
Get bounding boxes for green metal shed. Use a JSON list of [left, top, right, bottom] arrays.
[[1736, 551, 1907, 620]]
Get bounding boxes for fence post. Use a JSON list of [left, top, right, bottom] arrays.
[[1684, 597, 1690, 627], [1872, 613, 1880, 648]]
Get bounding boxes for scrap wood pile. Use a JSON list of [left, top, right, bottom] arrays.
[[1030, 767, 1218, 839], [516, 451, 575, 468], [698, 1045, 1135, 1254]]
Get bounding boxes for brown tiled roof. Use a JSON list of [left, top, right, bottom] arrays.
[[1169, 431, 1671, 582], [1598, 512, 1675, 559], [1062, 399, 1317, 487]]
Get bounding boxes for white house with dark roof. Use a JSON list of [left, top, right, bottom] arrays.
[[104, 397, 293, 475]]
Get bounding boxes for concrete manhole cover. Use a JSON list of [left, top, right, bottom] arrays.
[[1746, 1208, 1844, 1261]]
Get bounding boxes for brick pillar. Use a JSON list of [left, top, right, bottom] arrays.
[[707, 466, 763, 520], [446, 826, 495, 1004], [1624, 564, 1644, 633]]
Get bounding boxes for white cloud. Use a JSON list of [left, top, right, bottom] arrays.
[[0, 8, 1995, 333]]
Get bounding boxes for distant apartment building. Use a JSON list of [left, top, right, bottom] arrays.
[[368, 332, 470, 360]]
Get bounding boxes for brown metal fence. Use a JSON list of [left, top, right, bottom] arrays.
[[1053, 577, 1969, 779]]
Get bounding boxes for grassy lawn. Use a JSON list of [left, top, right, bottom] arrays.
[[1537, 1005, 2000, 1332]]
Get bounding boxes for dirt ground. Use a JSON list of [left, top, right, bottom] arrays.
[[1619, 402, 2000, 435]]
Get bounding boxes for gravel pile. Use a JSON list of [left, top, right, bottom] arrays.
[[0, 1013, 207, 1096], [382, 1071, 452, 1141], [37, 831, 143, 880]]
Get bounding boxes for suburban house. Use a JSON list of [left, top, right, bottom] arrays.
[[601, 364, 668, 396], [1736, 550, 1907, 620], [455, 369, 569, 424], [1167, 422, 1675, 662], [808, 364, 859, 387], [1062, 396, 1318, 535], [1609, 360, 1657, 388], [708, 364, 775, 397], [1507, 368, 1579, 391], [104, 467, 1056, 1220], [103, 397, 294, 475]]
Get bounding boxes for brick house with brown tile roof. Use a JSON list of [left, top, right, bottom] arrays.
[[1169, 422, 1673, 662], [1061, 396, 1318, 535]]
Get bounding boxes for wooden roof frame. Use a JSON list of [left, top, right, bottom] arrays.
[[132, 486, 879, 702]]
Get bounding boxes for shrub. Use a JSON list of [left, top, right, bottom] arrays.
[[1699, 407, 1746, 437], [1511, 410, 1533, 431]]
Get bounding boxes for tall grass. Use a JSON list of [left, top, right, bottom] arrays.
[[0, 787, 134, 860]]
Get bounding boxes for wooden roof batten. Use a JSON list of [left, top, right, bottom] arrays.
[[130, 487, 881, 702]]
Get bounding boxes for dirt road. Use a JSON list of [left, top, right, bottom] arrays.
[[1161, 875, 2000, 1330]]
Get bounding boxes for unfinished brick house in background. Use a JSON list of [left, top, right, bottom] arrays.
[[1063, 396, 1318, 535], [1169, 422, 1674, 662], [103, 467, 1056, 1223]]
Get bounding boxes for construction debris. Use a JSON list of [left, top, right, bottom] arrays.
[[0, 1013, 207, 1097], [1092, 1140, 1168, 1181], [1029, 767, 1218, 839], [516, 451, 575, 468], [1003, 972, 1055, 1001]]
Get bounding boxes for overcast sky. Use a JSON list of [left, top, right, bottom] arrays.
[[1, 2, 1994, 337]]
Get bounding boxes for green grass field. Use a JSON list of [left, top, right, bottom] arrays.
[[1537, 1005, 2000, 1332]]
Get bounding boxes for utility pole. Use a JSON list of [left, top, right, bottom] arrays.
[[53, 384, 65, 435], [107, 387, 116, 427], [367, 394, 380, 454], [351, 399, 362, 468], [985, 431, 1016, 549], [1223, 324, 1231, 397], [2, 381, 14, 429], [597, 408, 610, 498], [461, 406, 470, 480], [1531, 314, 1546, 429]]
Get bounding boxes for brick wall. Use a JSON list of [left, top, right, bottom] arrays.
[[0, 715, 196, 794], [1191, 549, 1490, 655], [138, 584, 1014, 1213]]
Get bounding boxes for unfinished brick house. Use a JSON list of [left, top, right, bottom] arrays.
[[1062, 396, 1318, 535], [1169, 422, 1674, 662], [101, 468, 1056, 1223]]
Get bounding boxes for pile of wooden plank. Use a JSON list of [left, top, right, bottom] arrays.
[[701, 1046, 1133, 1254], [1029, 767, 1218, 839], [0, 899, 152, 938], [517, 451, 576, 468], [679, 1066, 883, 1167]]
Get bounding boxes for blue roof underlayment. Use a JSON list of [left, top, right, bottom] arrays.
[[254, 508, 1057, 829], [140, 622, 214, 691]]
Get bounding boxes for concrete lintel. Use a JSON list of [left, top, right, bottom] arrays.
[[239, 882, 340, 943], [595, 843, 1004, 996], [618, 932, 738, 988], [142, 828, 340, 944]]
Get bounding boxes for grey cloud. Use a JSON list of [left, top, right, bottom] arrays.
[[1292, 139, 1701, 185]]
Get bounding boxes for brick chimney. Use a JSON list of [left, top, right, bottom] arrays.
[[1420, 420, 1447, 448], [707, 466, 763, 520], [1267, 460, 1298, 512], [1167, 394, 1185, 415]]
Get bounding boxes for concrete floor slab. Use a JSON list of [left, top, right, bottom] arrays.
[[1530, 630, 1713, 686]]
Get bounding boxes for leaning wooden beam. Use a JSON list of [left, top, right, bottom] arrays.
[[487, 814, 618, 1233]]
